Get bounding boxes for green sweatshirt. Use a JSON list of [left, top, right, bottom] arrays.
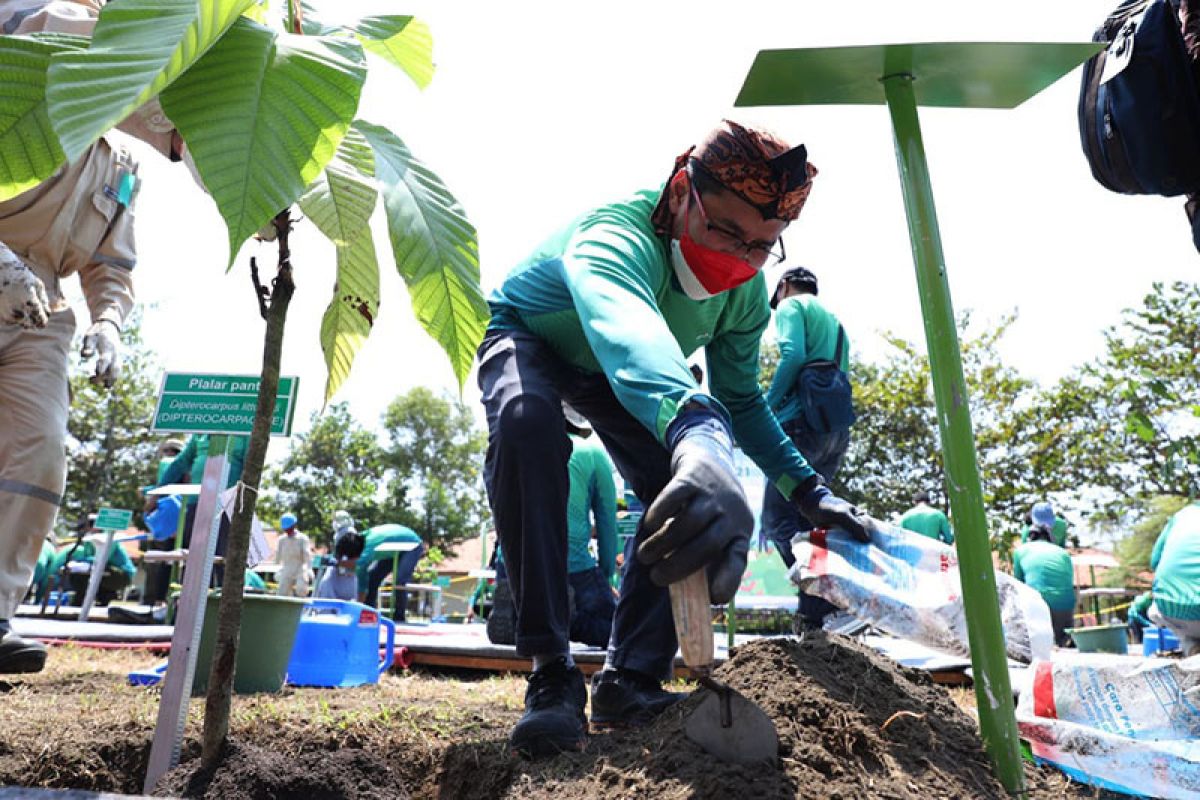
[[1012, 540, 1076, 612], [356, 524, 422, 595], [1150, 503, 1200, 621], [1021, 517, 1068, 547], [160, 434, 249, 506], [487, 186, 816, 498], [566, 435, 618, 578], [899, 504, 954, 545], [766, 294, 849, 426]]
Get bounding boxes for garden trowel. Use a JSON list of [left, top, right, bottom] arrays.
[[670, 567, 779, 764]]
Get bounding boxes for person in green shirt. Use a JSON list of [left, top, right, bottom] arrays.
[[563, 408, 618, 647], [1012, 522, 1077, 647], [48, 527, 137, 606], [1146, 501, 1200, 656], [760, 265, 854, 629], [478, 120, 870, 758], [356, 524, 425, 620], [898, 490, 954, 545], [150, 433, 249, 591]]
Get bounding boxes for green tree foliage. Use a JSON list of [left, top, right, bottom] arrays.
[[380, 387, 488, 549], [63, 312, 161, 529], [1047, 282, 1200, 525], [261, 403, 384, 546]]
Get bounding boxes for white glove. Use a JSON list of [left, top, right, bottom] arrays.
[[0, 245, 50, 329], [80, 320, 122, 388]]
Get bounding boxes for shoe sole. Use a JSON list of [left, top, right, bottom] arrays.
[[0, 647, 48, 674]]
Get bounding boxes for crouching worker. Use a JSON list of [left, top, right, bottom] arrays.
[[47, 520, 136, 607], [316, 525, 366, 602], [357, 524, 425, 619], [1147, 500, 1200, 657], [478, 120, 871, 759]]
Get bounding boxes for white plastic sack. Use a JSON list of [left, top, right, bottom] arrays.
[[788, 520, 1053, 663], [1017, 653, 1200, 740], [1019, 715, 1200, 799]]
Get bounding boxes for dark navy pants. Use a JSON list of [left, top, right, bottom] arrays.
[[759, 420, 849, 625], [478, 329, 677, 680]]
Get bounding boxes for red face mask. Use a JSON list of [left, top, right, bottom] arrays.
[[669, 190, 759, 301]]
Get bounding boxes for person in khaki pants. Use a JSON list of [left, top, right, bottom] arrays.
[[0, 0, 183, 673]]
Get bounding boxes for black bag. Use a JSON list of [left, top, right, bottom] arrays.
[[795, 325, 855, 434], [1078, 0, 1200, 196]]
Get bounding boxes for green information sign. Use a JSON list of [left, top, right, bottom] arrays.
[[95, 507, 133, 531], [151, 373, 299, 436]]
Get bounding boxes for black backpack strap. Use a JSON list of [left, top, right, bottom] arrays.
[[833, 325, 845, 366]]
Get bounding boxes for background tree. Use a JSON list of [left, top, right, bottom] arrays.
[[260, 403, 384, 546], [63, 311, 161, 529], [1046, 281, 1200, 528], [380, 387, 488, 549]]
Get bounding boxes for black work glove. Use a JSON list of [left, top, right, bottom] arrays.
[[637, 412, 752, 604], [793, 480, 872, 543]]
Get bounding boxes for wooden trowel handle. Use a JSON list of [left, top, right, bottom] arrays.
[[669, 568, 714, 674]]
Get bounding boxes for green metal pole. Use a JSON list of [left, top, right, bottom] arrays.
[[882, 73, 1026, 796]]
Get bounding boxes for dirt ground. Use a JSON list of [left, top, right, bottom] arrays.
[[0, 635, 1110, 799]]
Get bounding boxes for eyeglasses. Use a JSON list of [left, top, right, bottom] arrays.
[[688, 182, 786, 267]]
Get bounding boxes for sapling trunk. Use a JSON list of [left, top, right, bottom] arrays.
[[200, 208, 296, 767]]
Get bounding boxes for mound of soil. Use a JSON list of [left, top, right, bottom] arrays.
[[162, 633, 1091, 799]]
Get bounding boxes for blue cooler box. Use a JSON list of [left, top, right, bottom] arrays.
[[1142, 625, 1182, 656], [286, 599, 395, 687]]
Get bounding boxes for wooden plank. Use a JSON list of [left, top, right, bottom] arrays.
[[403, 649, 695, 680]]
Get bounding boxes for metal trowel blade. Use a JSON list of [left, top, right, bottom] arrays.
[[682, 681, 779, 765]]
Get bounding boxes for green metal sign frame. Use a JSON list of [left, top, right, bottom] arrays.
[[736, 40, 1102, 794], [151, 372, 300, 437]]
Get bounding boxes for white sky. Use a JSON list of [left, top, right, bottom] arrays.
[[87, 0, 1197, 476]]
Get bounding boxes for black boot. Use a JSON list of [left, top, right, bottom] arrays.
[[0, 621, 47, 674], [590, 667, 684, 728], [509, 657, 587, 759]]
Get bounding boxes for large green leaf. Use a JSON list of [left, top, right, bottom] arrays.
[[297, 127, 376, 245], [0, 34, 88, 202], [352, 16, 433, 89], [319, 234, 380, 404], [297, 127, 379, 403], [46, 0, 255, 162], [355, 120, 486, 391], [160, 18, 366, 264]]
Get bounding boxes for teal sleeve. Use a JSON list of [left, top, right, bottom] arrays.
[[591, 448, 618, 579], [766, 300, 807, 412], [1012, 551, 1025, 582], [706, 306, 815, 496], [942, 516, 954, 545], [1151, 517, 1174, 572], [160, 438, 197, 486], [563, 223, 714, 442], [109, 544, 136, 578]]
